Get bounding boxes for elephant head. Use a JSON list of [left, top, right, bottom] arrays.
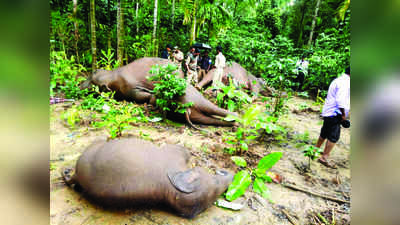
[[167, 167, 234, 218]]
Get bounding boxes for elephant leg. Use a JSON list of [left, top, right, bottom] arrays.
[[126, 88, 154, 104], [190, 110, 234, 126]]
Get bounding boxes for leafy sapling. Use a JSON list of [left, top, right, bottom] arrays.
[[224, 152, 282, 203], [147, 64, 193, 117], [303, 145, 323, 170]]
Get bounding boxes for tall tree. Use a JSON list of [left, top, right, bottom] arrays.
[[136, 0, 139, 33], [117, 0, 124, 65], [153, 0, 158, 56], [307, 0, 321, 48], [107, 0, 112, 51], [90, 0, 97, 72], [172, 0, 175, 30], [72, 0, 80, 63]]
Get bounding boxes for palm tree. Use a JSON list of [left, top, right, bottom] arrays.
[[182, 0, 231, 45]]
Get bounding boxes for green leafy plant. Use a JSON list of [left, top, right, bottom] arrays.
[[215, 77, 252, 112], [147, 64, 193, 116], [50, 51, 88, 99], [61, 104, 82, 129], [97, 48, 119, 70], [224, 105, 285, 154], [93, 102, 148, 139], [223, 105, 264, 154], [303, 145, 323, 170], [225, 152, 282, 202]]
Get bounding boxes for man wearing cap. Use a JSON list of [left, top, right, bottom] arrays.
[[315, 67, 350, 168], [161, 44, 172, 59], [213, 46, 226, 86], [185, 47, 200, 85]]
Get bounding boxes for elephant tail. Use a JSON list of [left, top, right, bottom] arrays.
[[185, 109, 209, 133]]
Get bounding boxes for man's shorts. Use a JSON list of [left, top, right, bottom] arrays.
[[320, 115, 342, 143]]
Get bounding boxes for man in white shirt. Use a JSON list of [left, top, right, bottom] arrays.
[[295, 55, 309, 91], [213, 46, 226, 86], [315, 67, 350, 168]]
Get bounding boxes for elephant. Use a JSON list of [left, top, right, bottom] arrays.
[[62, 138, 234, 218], [197, 62, 275, 98], [82, 57, 236, 127]]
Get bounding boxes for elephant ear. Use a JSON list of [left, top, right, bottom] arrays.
[[167, 169, 201, 193]]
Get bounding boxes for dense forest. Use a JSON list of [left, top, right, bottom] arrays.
[[50, 1, 351, 223], [50, 0, 350, 98]]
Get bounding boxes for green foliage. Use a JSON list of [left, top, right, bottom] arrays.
[[148, 64, 193, 115], [224, 105, 285, 154], [93, 102, 148, 139], [215, 77, 252, 112], [231, 156, 247, 167], [225, 170, 252, 201], [225, 152, 282, 202], [98, 49, 120, 70], [303, 145, 323, 170], [61, 104, 82, 129], [50, 51, 88, 99]]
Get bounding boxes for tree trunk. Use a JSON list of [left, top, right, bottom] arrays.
[[307, 0, 321, 49], [172, 0, 175, 30], [72, 0, 80, 63], [136, 1, 139, 34], [117, 0, 124, 65], [107, 0, 112, 51], [297, 2, 306, 48], [90, 0, 97, 72], [153, 0, 158, 56], [189, 1, 197, 46]]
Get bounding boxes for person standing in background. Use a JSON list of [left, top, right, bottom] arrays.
[[315, 66, 350, 169]]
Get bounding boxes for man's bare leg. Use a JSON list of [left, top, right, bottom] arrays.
[[316, 136, 325, 148], [320, 140, 336, 162]]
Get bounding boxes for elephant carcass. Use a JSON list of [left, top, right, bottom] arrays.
[[62, 138, 234, 218], [197, 62, 274, 97], [85, 57, 236, 127]]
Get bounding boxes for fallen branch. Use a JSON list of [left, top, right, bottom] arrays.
[[281, 209, 299, 225], [282, 183, 350, 204]]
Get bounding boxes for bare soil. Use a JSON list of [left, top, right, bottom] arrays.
[[50, 96, 350, 225]]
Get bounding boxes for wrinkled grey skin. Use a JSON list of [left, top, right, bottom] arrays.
[[82, 57, 236, 127], [63, 138, 234, 218], [197, 62, 275, 98]]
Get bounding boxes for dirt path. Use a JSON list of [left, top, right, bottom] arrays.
[[50, 96, 350, 225]]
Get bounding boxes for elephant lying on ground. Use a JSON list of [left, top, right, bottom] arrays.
[[83, 57, 236, 127], [62, 138, 234, 218], [197, 62, 275, 98]]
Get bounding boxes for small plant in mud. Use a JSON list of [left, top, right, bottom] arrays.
[[224, 153, 282, 203], [94, 102, 148, 139], [215, 76, 252, 112], [223, 105, 263, 154], [224, 105, 285, 154], [303, 145, 323, 170], [61, 104, 83, 129], [147, 64, 193, 117]]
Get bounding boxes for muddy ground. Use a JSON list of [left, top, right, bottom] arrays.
[[50, 96, 350, 225]]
